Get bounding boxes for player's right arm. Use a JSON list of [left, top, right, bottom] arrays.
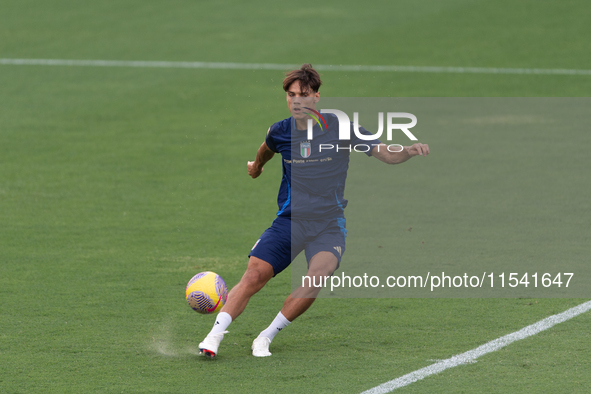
[[247, 139, 275, 179]]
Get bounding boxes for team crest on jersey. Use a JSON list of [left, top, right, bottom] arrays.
[[300, 141, 312, 158]]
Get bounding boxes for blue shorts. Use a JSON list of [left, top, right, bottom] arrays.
[[249, 216, 347, 276]]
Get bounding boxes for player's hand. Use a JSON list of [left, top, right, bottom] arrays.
[[247, 161, 263, 178], [407, 143, 430, 157]]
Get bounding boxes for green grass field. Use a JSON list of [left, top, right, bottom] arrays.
[[1, 1, 590, 392]]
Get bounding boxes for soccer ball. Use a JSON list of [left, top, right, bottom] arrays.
[[185, 271, 228, 314]]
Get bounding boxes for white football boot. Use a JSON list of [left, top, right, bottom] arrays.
[[198, 331, 228, 359], [251, 336, 272, 357]]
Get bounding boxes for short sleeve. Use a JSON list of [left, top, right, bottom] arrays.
[[350, 124, 382, 156], [265, 125, 279, 153]]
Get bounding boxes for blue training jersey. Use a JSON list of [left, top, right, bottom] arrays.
[[265, 113, 381, 219]]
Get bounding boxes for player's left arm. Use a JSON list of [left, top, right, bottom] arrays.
[[371, 143, 430, 164]]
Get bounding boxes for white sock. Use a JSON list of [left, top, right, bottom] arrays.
[[207, 312, 232, 337], [259, 312, 291, 342]]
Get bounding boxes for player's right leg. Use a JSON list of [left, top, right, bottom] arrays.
[[221, 256, 275, 319], [198, 256, 274, 358], [199, 216, 294, 358]]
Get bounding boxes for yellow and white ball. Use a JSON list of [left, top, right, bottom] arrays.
[[185, 271, 228, 314]]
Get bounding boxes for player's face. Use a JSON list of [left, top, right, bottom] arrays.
[[286, 80, 320, 120]]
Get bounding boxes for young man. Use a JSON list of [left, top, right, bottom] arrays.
[[199, 64, 429, 358]]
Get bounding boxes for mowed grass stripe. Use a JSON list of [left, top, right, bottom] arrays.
[[361, 300, 591, 393], [2, 58, 591, 75]]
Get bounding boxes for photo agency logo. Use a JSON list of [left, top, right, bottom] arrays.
[[303, 108, 418, 154]]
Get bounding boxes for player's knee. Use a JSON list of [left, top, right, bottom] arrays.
[[308, 251, 339, 277], [242, 269, 263, 286], [306, 264, 337, 279], [241, 265, 272, 290]]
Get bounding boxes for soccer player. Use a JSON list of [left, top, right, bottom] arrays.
[[198, 64, 429, 358]]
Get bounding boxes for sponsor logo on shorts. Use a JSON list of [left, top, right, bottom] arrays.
[[333, 246, 342, 256], [251, 239, 261, 250]]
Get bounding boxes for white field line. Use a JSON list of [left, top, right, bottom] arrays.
[[1, 58, 591, 76], [361, 300, 591, 394]]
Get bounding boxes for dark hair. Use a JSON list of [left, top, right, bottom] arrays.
[[283, 63, 322, 93]]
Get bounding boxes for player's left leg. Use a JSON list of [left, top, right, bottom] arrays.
[[252, 251, 338, 357], [281, 251, 338, 319]]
